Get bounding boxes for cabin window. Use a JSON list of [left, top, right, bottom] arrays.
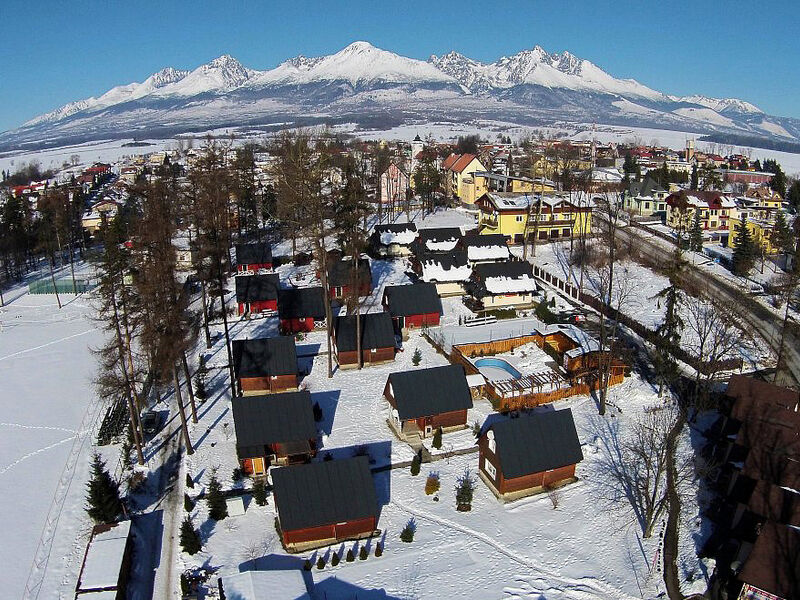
[[483, 458, 496, 479], [488, 438, 496, 454], [271, 375, 277, 380], [515, 215, 524, 222], [370, 348, 377, 353], [334, 286, 343, 296]]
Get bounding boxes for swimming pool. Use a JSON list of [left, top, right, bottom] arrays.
[[473, 357, 523, 380]]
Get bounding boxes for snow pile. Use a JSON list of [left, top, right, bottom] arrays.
[[484, 274, 537, 294], [379, 229, 417, 246], [466, 245, 510, 262]]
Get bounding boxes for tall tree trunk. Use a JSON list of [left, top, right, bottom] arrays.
[[110, 282, 144, 465], [217, 271, 237, 397], [48, 254, 62, 309], [181, 351, 198, 423], [200, 280, 212, 348], [173, 366, 194, 455]]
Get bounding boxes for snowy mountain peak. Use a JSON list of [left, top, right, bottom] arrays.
[[339, 41, 378, 54], [671, 94, 763, 115]]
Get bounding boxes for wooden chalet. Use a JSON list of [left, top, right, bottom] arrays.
[[232, 337, 298, 395], [478, 409, 583, 501], [412, 249, 472, 297], [327, 257, 372, 301], [272, 457, 379, 552], [333, 312, 396, 368], [461, 233, 511, 265], [384, 365, 473, 440], [232, 391, 317, 476], [371, 222, 418, 257], [382, 282, 443, 333], [75, 520, 133, 599], [235, 242, 273, 273], [235, 273, 279, 316], [468, 261, 538, 310], [277, 287, 327, 334]]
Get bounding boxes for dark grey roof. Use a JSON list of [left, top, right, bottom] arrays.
[[272, 456, 378, 532], [232, 337, 297, 379], [235, 273, 279, 303], [278, 287, 326, 320], [387, 365, 472, 420], [488, 409, 583, 479], [473, 261, 533, 280], [334, 312, 395, 353], [462, 233, 508, 248], [418, 227, 462, 245], [232, 391, 316, 457], [327, 257, 371, 288], [235, 242, 272, 265], [628, 176, 666, 198], [382, 283, 443, 317], [374, 222, 417, 234], [418, 250, 469, 270]]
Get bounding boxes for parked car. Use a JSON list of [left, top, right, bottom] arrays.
[[140, 411, 163, 436]]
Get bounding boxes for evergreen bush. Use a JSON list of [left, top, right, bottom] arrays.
[[184, 493, 194, 512], [346, 549, 355, 562], [425, 473, 440, 495], [431, 427, 442, 450], [410, 454, 421, 476], [206, 471, 228, 521], [375, 543, 383, 557], [455, 468, 476, 512], [303, 559, 312, 571], [359, 546, 368, 560], [400, 519, 416, 543], [331, 551, 340, 566], [86, 452, 123, 523], [185, 473, 194, 489], [179, 516, 202, 555], [412, 348, 422, 366], [316, 556, 325, 570], [252, 478, 267, 506]]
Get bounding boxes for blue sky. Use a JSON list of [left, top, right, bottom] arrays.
[[2, 0, 797, 132]]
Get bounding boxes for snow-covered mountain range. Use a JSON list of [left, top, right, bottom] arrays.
[[3, 41, 798, 151]]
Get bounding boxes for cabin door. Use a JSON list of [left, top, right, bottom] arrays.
[[252, 457, 266, 476]]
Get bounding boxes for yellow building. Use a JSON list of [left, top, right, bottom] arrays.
[[472, 171, 557, 195], [475, 192, 592, 245], [727, 210, 785, 255], [441, 153, 487, 204]]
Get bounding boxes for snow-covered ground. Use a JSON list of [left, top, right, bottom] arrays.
[[528, 241, 773, 368], [0, 268, 107, 599]]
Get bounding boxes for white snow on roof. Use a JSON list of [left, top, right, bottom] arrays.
[[380, 229, 418, 246], [467, 245, 511, 262], [420, 260, 472, 282], [426, 239, 459, 251], [221, 571, 311, 600], [484, 274, 538, 294], [466, 373, 487, 387], [77, 521, 131, 592]]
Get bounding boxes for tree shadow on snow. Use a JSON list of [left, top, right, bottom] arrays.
[[312, 390, 340, 437]]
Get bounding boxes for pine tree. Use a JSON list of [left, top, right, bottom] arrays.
[[185, 473, 195, 489], [252, 478, 267, 506], [194, 356, 208, 401], [331, 551, 340, 566], [732, 214, 756, 276], [652, 247, 686, 397], [690, 164, 698, 190], [689, 209, 703, 252], [86, 453, 123, 523], [184, 493, 194, 512], [375, 542, 383, 557], [180, 516, 202, 555], [359, 546, 368, 560], [346, 548, 355, 562], [772, 211, 794, 259], [206, 471, 228, 521], [455, 468, 476, 512], [412, 348, 422, 366], [431, 427, 442, 450], [316, 556, 326, 569]]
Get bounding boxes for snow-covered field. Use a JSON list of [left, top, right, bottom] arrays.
[[0, 272, 106, 599]]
